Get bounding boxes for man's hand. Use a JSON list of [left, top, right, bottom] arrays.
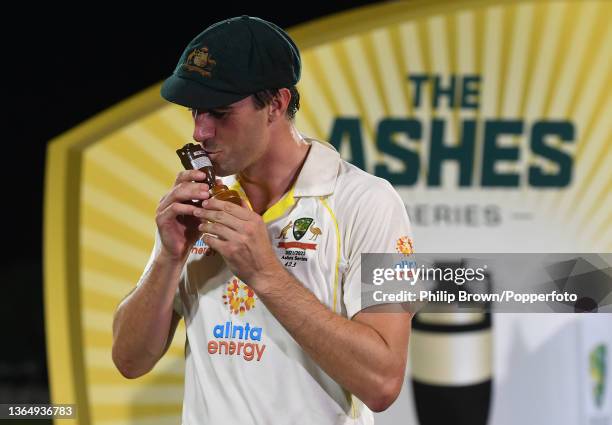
[[112, 169, 210, 379], [156, 170, 211, 262], [196, 197, 281, 284], [196, 197, 411, 412]]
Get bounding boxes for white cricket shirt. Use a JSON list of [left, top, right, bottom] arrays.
[[142, 139, 414, 424]]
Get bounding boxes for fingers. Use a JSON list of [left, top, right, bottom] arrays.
[[156, 202, 201, 226], [195, 207, 244, 232], [199, 220, 238, 241], [158, 181, 211, 213], [202, 233, 229, 252], [158, 169, 209, 211], [175, 170, 206, 185], [202, 197, 254, 221], [197, 197, 263, 242]]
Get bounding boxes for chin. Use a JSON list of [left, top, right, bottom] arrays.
[[213, 163, 238, 178]]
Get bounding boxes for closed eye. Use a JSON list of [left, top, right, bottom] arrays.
[[188, 108, 228, 119], [209, 109, 227, 118]]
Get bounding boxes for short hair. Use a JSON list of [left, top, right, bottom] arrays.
[[252, 86, 300, 120]]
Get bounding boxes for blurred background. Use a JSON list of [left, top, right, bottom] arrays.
[[2, 1, 382, 405], [4, 1, 611, 424]]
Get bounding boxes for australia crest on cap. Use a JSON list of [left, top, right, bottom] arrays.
[[183, 47, 216, 78]]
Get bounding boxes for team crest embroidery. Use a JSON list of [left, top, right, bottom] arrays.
[[277, 217, 320, 252], [277, 220, 292, 239], [222, 277, 256, 316], [183, 47, 216, 77], [396, 236, 415, 256], [308, 225, 322, 241], [292, 217, 313, 240]]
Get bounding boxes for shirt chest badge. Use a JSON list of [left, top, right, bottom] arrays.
[[276, 217, 322, 268]]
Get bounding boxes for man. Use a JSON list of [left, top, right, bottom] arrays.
[[112, 15, 414, 425]]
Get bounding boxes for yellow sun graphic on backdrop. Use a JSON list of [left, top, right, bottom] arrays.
[[44, 1, 611, 423]]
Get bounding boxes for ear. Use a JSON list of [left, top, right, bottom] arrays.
[[268, 88, 291, 122]]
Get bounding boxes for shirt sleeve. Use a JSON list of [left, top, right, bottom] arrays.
[[341, 179, 414, 319], [138, 231, 184, 317]]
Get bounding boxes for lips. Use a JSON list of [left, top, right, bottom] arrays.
[[207, 151, 221, 160], [203, 148, 221, 155]]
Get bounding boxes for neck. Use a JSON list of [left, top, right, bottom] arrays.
[[238, 124, 310, 214]]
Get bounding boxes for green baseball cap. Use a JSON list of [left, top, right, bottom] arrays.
[[161, 15, 301, 110]]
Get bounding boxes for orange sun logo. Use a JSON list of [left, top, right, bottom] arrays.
[[222, 278, 256, 315], [396, 236, 415, 255]]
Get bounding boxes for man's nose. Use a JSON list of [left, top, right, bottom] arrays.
[[192, 111, 215, 142]]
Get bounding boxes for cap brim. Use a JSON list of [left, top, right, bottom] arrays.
[[161, 75, 250, 110]]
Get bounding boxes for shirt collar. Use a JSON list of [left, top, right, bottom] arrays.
[[293, 138, 341, 198]]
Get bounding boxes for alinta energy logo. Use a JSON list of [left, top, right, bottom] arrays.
[[207, 321, 266, 362], [191, 236, 216, 256], [223, 277, 256, 316], [396, 236, 415, 256], [208, 277, 266, 362]]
